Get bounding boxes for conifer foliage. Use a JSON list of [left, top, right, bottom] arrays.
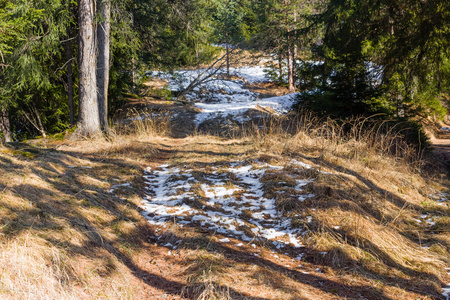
[[0, 0, 449, 141], [300, 0, 450, 118]]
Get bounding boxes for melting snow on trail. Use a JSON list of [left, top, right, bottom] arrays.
[[141, 161, 315, 249], [194, 93, 299, 125], [151, 66, 299, 125]]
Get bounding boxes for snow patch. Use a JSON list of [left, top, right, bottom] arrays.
[[150, 67, 299, 126], [141, 162, 315, 250]]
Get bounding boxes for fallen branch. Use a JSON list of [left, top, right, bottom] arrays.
[[177, 48, 239, 100]]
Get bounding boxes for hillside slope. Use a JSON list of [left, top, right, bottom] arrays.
[[1, 64, 450, 299], [0, 112, 449, 299]]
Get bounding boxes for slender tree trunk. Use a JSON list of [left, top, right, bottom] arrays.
[[97, 0, 111, 132], [76, 0, 101, 137], [65, 38, 75, 126], [292, 44, 297, 91], [132, 57, 135, 89], [286, 0, 294, 93], [226, 33, 230, 77], [322, 56, 328, 89], [278, 52, 283, 84], [292, 9, 298, 91], [0, 108, 11, 143], [287, 38, 294, 93]]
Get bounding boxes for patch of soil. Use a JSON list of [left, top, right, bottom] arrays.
[[245, 82, 290, 98], [143, 77, 168, 89], [429, 129, 450, 174], [431, 139, 450, 172], [170, 110, 198, 138]]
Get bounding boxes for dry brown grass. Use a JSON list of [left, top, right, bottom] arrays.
[[0, 135, 156, 299], [235, 112, 450, 292], [0, 234, 77, 300], [182, 278, 232, 300], [113, 107, 172, 138], [0, 106, 449, 299]]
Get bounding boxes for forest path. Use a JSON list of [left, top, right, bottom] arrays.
[[129, 73, 450, 299], [429, 131, 450, 173], [122, 61, 450, 299]]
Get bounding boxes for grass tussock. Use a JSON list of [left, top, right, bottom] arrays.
[[1, 104, 449, 299], [182, 272, 231, 300], [113, 107, 172, 138], [242, 112, 422, 164], [238, 112, 450, 289], [0, 234, 77, 300]]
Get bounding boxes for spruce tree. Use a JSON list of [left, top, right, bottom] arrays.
[[212, 0, 245, 76]]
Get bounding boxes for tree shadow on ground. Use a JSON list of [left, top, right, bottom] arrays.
[[1, 140, 447, 299], [294, 153, 426, 212], [139, 158, 446, 299], [0, 142, 272, 299]]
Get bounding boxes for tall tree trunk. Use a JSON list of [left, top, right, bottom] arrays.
[[278, 52, 283, 84], [292, 9, 298, 92], [0, 108, 11, 143], [226, 33, 230, 77], [322, 61, 326, 89], [132, 56, 135, 89], [76, 0, 101, 137], [287, 38, 294, 93], [97, 0, 111, 132], [286, 0, 294, 93], [292, 44, 297, 91], [65, 38, 75, 126]]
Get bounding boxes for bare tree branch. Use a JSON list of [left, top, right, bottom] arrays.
[[177, 48, 239, 100]]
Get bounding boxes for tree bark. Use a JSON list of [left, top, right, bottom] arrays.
[[96, 0, 111, 131], [65, 38, 75, 126], [292, 9, 298, 92], [278, 52, 283, 84], [132, 56, 135, 89], [292, 44, 297, 91], [226, 33, 230, 77], [0, 108, 11, 143], [287, 37, 294, 93], [286, 0, 294, 93], [76, 0, 101, 137]]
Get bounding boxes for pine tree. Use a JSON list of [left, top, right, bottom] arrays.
[[212, 0, 245, 76], [0, 1, 22, 142], [132, 0, 217, 69], [0, 0, 43, 142], [302, 0, 450, 118]]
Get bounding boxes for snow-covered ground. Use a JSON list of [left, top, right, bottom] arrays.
[[141, 66, 315, 250], [194, 93, 299, 124], [151, 66, 298, 125], [139, 66, 315, 254], [149, 60, 384, 127], [141, 161, 316, 250]]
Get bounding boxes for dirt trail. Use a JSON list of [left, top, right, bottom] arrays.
[[429, 131, 450, 172], [120, 70, 450, 300]]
